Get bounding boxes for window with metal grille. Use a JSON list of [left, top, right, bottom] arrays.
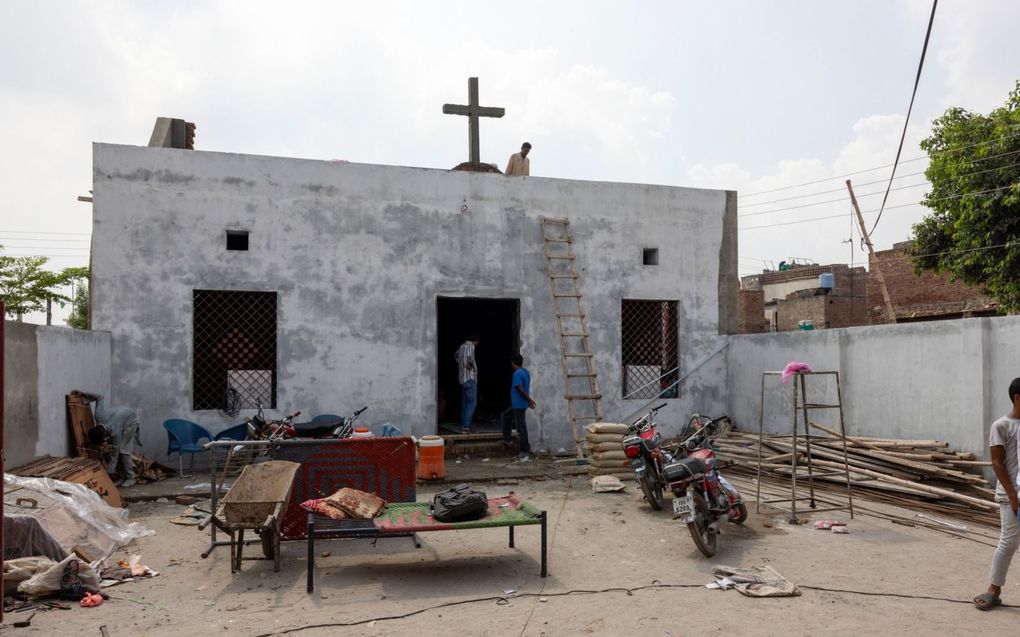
[[621, 300, 679, 399], [193, 290, 277, 410]]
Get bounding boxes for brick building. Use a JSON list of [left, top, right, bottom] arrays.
[[738, 263, 868, 333], [737, 288, 767, 334], [868, 241, 999, 323]]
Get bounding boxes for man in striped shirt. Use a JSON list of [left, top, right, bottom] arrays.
[[456, 334, 480, 433]]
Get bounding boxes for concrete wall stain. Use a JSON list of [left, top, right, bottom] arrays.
[[223, 176, 256, 187]]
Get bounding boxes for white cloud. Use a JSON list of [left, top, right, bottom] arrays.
[[686, 112, 936, 276], [924, 0, 1020, 112]]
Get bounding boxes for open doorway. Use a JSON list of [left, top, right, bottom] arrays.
[[436, 297, 520, 434]]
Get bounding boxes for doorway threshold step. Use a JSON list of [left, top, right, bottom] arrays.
[[442, 432, 508, 442]]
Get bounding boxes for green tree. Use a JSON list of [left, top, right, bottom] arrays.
[[0, 248, 90, 321], [66, 282, 89, 329], [910, 81, 1020, 312]]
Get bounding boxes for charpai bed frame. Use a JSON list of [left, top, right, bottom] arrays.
[[305, 494, 547, 593]]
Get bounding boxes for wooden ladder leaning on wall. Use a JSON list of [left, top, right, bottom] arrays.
[[540, 217, 603, 460]]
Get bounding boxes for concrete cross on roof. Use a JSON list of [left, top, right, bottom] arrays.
[[442, 77, 505, 165]]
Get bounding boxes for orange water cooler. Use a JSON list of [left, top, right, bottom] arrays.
[[417, 435, 446, 480]]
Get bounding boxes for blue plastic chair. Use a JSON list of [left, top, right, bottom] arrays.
[[163, 419, 213, 477], [214, 423, 249, 442]]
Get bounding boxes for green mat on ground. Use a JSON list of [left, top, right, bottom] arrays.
[[373, 495, 542, 533]]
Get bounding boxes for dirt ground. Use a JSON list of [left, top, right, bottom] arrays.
[[5, 472, 1020, 636]]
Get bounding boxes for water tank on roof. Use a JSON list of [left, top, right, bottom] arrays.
[[819, 272, 834, 290]]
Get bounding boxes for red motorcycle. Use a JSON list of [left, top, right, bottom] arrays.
[[622, 403, 678, 510], [246, 403, 367, 441], [662, 414, 747, 557]]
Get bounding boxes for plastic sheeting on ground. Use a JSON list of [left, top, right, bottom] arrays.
[[712, 564, 801, 597], [3, 473, 153, 565]]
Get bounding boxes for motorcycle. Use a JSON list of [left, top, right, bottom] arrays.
[[246, 403, 368, 441], [622, 403, 679, 510], [662, 414, 747, 557]]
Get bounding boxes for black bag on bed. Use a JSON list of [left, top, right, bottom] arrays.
[[431, 484, 488, 522]]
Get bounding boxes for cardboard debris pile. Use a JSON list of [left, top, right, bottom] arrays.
[[12, 457, 124, 508]]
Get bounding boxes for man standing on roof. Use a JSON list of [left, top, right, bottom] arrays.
[[505, 142, 531, 176]]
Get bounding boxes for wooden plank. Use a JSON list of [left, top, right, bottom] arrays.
[[66, 393, 97, 454], [808, 421, 985, 485], [810, 458, 996, 511]]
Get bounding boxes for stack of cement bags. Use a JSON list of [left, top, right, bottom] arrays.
[[585, 422, 634, 480]]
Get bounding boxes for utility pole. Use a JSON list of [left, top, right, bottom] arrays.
[[846, 180, 897, 324]]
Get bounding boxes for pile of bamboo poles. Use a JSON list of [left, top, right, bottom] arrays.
[[714, 421, 999, 527]]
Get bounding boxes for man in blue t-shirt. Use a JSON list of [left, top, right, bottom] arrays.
[[501, 354, 536, 461]]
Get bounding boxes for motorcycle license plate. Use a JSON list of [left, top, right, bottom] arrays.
[[672, 494, 693, 517]]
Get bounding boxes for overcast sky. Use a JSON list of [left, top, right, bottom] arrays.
[[2, 0, 1019, 318]]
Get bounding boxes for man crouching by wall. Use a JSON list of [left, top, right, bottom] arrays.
[[974, 377, 1020, 610], [75, 390, 142, 488]]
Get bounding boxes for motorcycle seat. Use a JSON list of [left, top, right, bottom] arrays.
[[663, 457, 707, 483], [291, 418, 343, 437]]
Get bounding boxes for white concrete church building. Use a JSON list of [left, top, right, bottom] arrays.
[[90, 134, 737, 457]]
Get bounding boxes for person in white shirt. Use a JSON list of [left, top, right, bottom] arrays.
[[455, 333, 480, 433], [504, 142, 531, 176], [975, 377, 1020, 610]]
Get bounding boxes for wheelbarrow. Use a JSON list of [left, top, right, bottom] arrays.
[[199, 460, 300, 573]]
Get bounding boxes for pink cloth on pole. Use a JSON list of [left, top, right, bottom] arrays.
[[781, 361, 812, 384]]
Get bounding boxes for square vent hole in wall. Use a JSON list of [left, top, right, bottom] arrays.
[[643, 248, 659, 266], [226, 230, 249, 251]]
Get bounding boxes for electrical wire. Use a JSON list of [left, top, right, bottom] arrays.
[[740, 123, 1020, 199], [0, 229, 91, 236], [252, 580, 1012, 635], [1, 254, 89, 259], [739, 153, 1020, 209], [738, 170, 927, 207], [909, 240, 1020, 260], [220, 388, 242, 418], [0, 236, 91, 243], [740, 148, 1020, 217], [869, 0, 938, 236], [739, 180, 930, 218], [0, 243, 90, 249], [741, 158, 930, 199], [516, 476, 573, 637], [740, 183, 1016, 231]]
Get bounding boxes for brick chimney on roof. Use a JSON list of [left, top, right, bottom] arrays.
[[148, 117, 196, 149]]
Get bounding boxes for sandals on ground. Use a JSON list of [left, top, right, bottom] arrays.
[[974, 592, 1002, 610]]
